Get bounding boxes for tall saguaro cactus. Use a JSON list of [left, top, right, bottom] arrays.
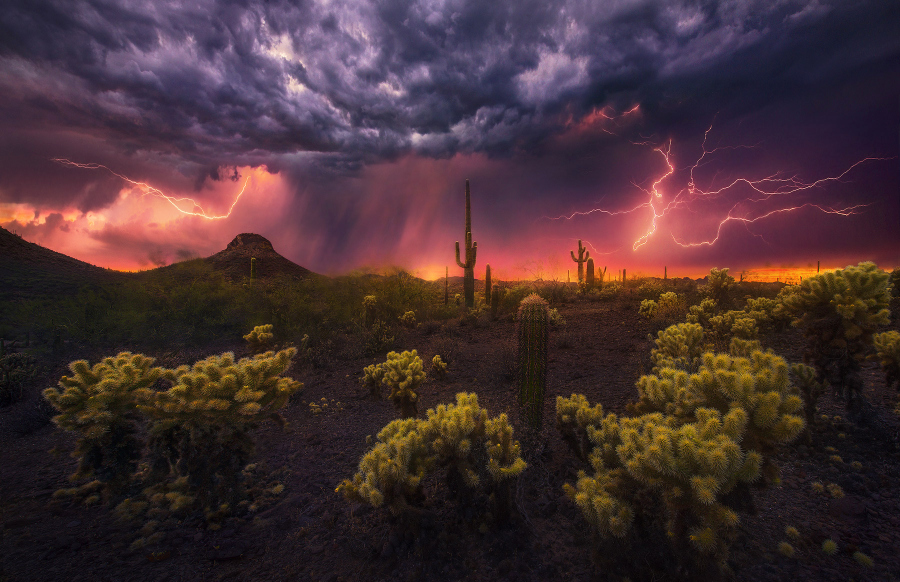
[[485, 264, 492, 301], [585, 258, 595, 288], [455, 179, 478, 308], [250, 257, 257, 287], [570, 240, 590, 283], [517, 294, 549, 428], [445, 266, 449, 305]]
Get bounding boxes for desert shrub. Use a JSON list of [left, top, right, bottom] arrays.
[[780, 262, 891, 418], [336, 393, 526, 523], [872, 331, 900, 389], [363, 319, 396, 356], [597, 283, 621, 301], [0, 352, 38, 406], [636, 279, 665, 300]]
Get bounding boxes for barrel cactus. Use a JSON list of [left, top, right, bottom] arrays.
[[517, 294, 550, 428]]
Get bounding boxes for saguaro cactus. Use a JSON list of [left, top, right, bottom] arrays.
[[250, 257, 257, 286], [586, 258, 595, 288], [445, 266, 449, 306], [455, 180, 478, 308], [485, 264, 492, 301], [570, 240, 590, 283], [517, 294, 549, 428]]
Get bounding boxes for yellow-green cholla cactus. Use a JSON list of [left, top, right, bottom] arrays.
[[872, 330, 900, 389], [43, 352, 163, 493], [243, 324, 274, 352], [337, 393, 526, 521], [362, 350, 426, 418], [781, 262, 891, 414]]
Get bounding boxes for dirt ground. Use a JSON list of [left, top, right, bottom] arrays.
[[1, 291, 899, 582]]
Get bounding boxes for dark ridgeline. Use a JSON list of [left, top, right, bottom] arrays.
[[0, 228, 319, 302]]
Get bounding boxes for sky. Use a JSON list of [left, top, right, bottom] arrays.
[[0, 0, 897, 281]]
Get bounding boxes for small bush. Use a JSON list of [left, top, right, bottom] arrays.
[[0, 352, 38, 406]]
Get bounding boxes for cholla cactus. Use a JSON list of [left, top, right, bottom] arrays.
[[562, 406, 758, 564], [704, 268, 734, 307], [139, 349, 301, 509], [686, 298, 718, 328], [743, 296, 792, 332], [571, 240, 590, 284], [399, 311, 417, 328], [243, 324, 274, 352], [640, 299, 659, 319], [363, 295, 377, 328], [364, 350, 426, 418], [337, 393, 526, 520], [43, 352, 163, 494], [336, 418, 432, 514], [707, 310, 759, 341], [650, 323, 706, 374], [781, 262, 891, 415], [636, 349, 805, 474], [790, 362, 824, 431], [872, 331, 900, 389], [517, 294, 550, 428], [431, 354, 448, 379], [420, 392, 489, 491], [556, 393, 608, 462], [548, 307, 566, 327]]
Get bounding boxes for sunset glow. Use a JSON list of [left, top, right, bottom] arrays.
[[0, 1, 896, 279]]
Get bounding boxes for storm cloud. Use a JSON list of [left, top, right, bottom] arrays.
[[0, 0, 897, 275]]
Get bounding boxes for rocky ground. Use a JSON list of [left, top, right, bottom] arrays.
[[1, 290, 898, 582]]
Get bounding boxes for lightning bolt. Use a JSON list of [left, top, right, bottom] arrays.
[[542, 116, 894, 251], [52, 158, 249, 219]]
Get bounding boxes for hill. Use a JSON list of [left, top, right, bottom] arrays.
[[0, 226, 130, 301], [0, 229, 320, 301]]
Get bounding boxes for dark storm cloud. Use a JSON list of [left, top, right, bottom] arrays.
[[1, 0, 896, 182]]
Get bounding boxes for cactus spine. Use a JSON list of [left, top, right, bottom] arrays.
[[455, 180, 478, 308], [517, 294, 549, 428], [586, 258, 595, 288], [570, 240, 590, 283], [485, 264, 492, 301]]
